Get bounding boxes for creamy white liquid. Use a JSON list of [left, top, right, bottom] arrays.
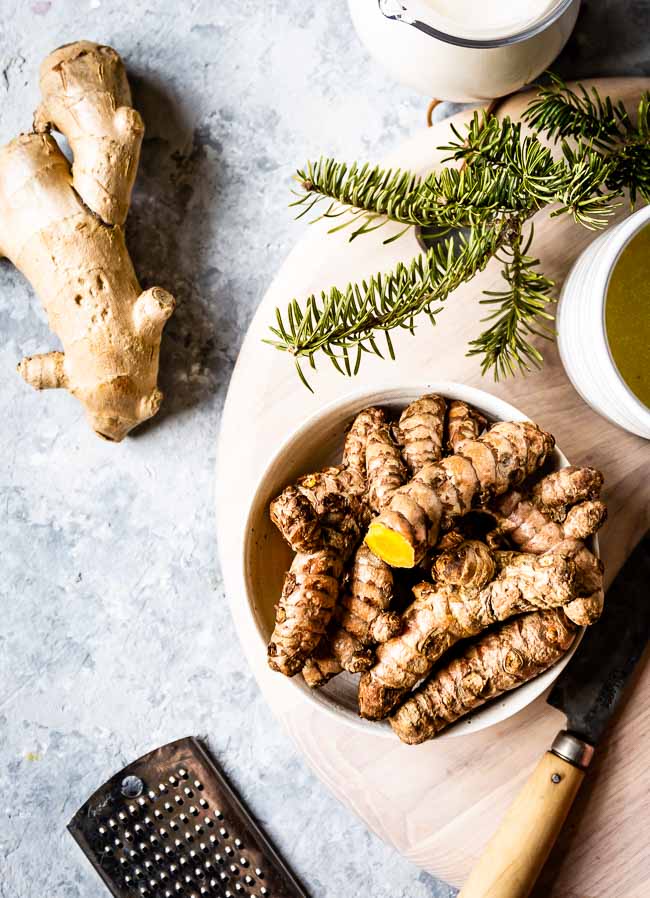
[[414, 0, 563, 40]]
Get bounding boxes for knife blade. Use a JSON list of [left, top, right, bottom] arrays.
[[547, 532, 650, 750]]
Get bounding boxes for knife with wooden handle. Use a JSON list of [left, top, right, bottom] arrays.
[[458, 534, 650, 898]]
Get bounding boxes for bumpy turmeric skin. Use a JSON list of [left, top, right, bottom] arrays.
[[365, 420, 555, 568], [396, 394, 447, 473], [358, 551, 577, 720], [490, 466, 607, 625], [390, 608, 577, 744], [268, 548, 343, 677]]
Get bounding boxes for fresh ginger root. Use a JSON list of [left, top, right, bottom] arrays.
[[390, 609, 577, 743], [365, 420, 554, 567], [491, 466, 607, 625], [0, 42, 174, 441], [358, 549, 577, 719]]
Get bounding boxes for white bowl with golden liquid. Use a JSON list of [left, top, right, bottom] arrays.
[[558, 205, 650, 439], [242, 382, 588, 740]]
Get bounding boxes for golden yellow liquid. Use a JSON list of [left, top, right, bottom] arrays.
[[605, 224, 650, 410]]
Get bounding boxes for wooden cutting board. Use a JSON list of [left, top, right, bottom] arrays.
[[216, 78, 650, 897]]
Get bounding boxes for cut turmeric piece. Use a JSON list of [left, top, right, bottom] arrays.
[[365, 521, 415, 568]]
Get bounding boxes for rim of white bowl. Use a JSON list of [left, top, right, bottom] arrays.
[[239, 380, 593, 741]]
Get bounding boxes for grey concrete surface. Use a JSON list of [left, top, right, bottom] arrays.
[[0, 2, 647, 896]]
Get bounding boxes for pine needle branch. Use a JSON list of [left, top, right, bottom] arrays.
[[269, 78, 650, 385], [265, 223, 507, 387], [467, 221, 555, 379]]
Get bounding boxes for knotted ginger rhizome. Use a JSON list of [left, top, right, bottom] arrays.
[[0, 41, 175, 441]]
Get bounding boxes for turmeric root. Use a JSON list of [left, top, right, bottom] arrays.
[[1, 41, 174, 441], [270, 466, 367, 558], [491, 466, 606, 625], [302, 545, 402, 688], [397, 394, 447, 473], [432, 538, 496, 589], [270, 408, 383, 677], [366, 424, 408, 513], [365, 421, 554, 568], [342, 406, 386, 475], [358, 551, 577, 719], [447, 400, 487, 453], [267, 548, 343, 676], [390, 609, 577, 743]]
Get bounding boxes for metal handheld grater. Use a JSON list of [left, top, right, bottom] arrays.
[[68, 737, 308, 898]]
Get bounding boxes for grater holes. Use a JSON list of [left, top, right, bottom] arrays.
[[175, 795, 184, 806], [199, 799, 209, 810], [177, 768, 189, 779], [189, 806, 199, 817], [213, 809, 224, 821], [224, 846, 234, 857], [184, 787, 194, 798], [193, 780, 203, 791]]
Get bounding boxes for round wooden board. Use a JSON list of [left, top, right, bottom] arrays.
[[217, 79, 650, 896]]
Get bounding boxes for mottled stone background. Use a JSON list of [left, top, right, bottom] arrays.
[[0, 2, 647, 896]]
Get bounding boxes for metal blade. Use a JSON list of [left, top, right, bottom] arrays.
[[547, 533, 650, 746]]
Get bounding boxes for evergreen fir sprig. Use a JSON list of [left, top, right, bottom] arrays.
[[467, 222, 555, 379], [525, 73, 650, 204], [269, 79, 650, 384], [523, 73, 631, 148], [266, 223, 507, 389]]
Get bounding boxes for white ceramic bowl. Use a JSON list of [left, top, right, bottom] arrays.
[[243, 382, 587, 740], [558, 204, 650, 439]]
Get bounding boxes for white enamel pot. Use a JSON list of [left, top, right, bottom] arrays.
[[558, 205, 650, 440], [347, 0, 580, 101], [241, 382, 590, 741]]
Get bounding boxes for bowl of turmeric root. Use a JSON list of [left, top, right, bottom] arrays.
[[244, 383, 606, 743]]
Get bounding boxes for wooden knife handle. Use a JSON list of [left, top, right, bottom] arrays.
[[457, 750, 585, 898]]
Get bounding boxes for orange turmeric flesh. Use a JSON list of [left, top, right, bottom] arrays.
[[365, 521, 415, 568]]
